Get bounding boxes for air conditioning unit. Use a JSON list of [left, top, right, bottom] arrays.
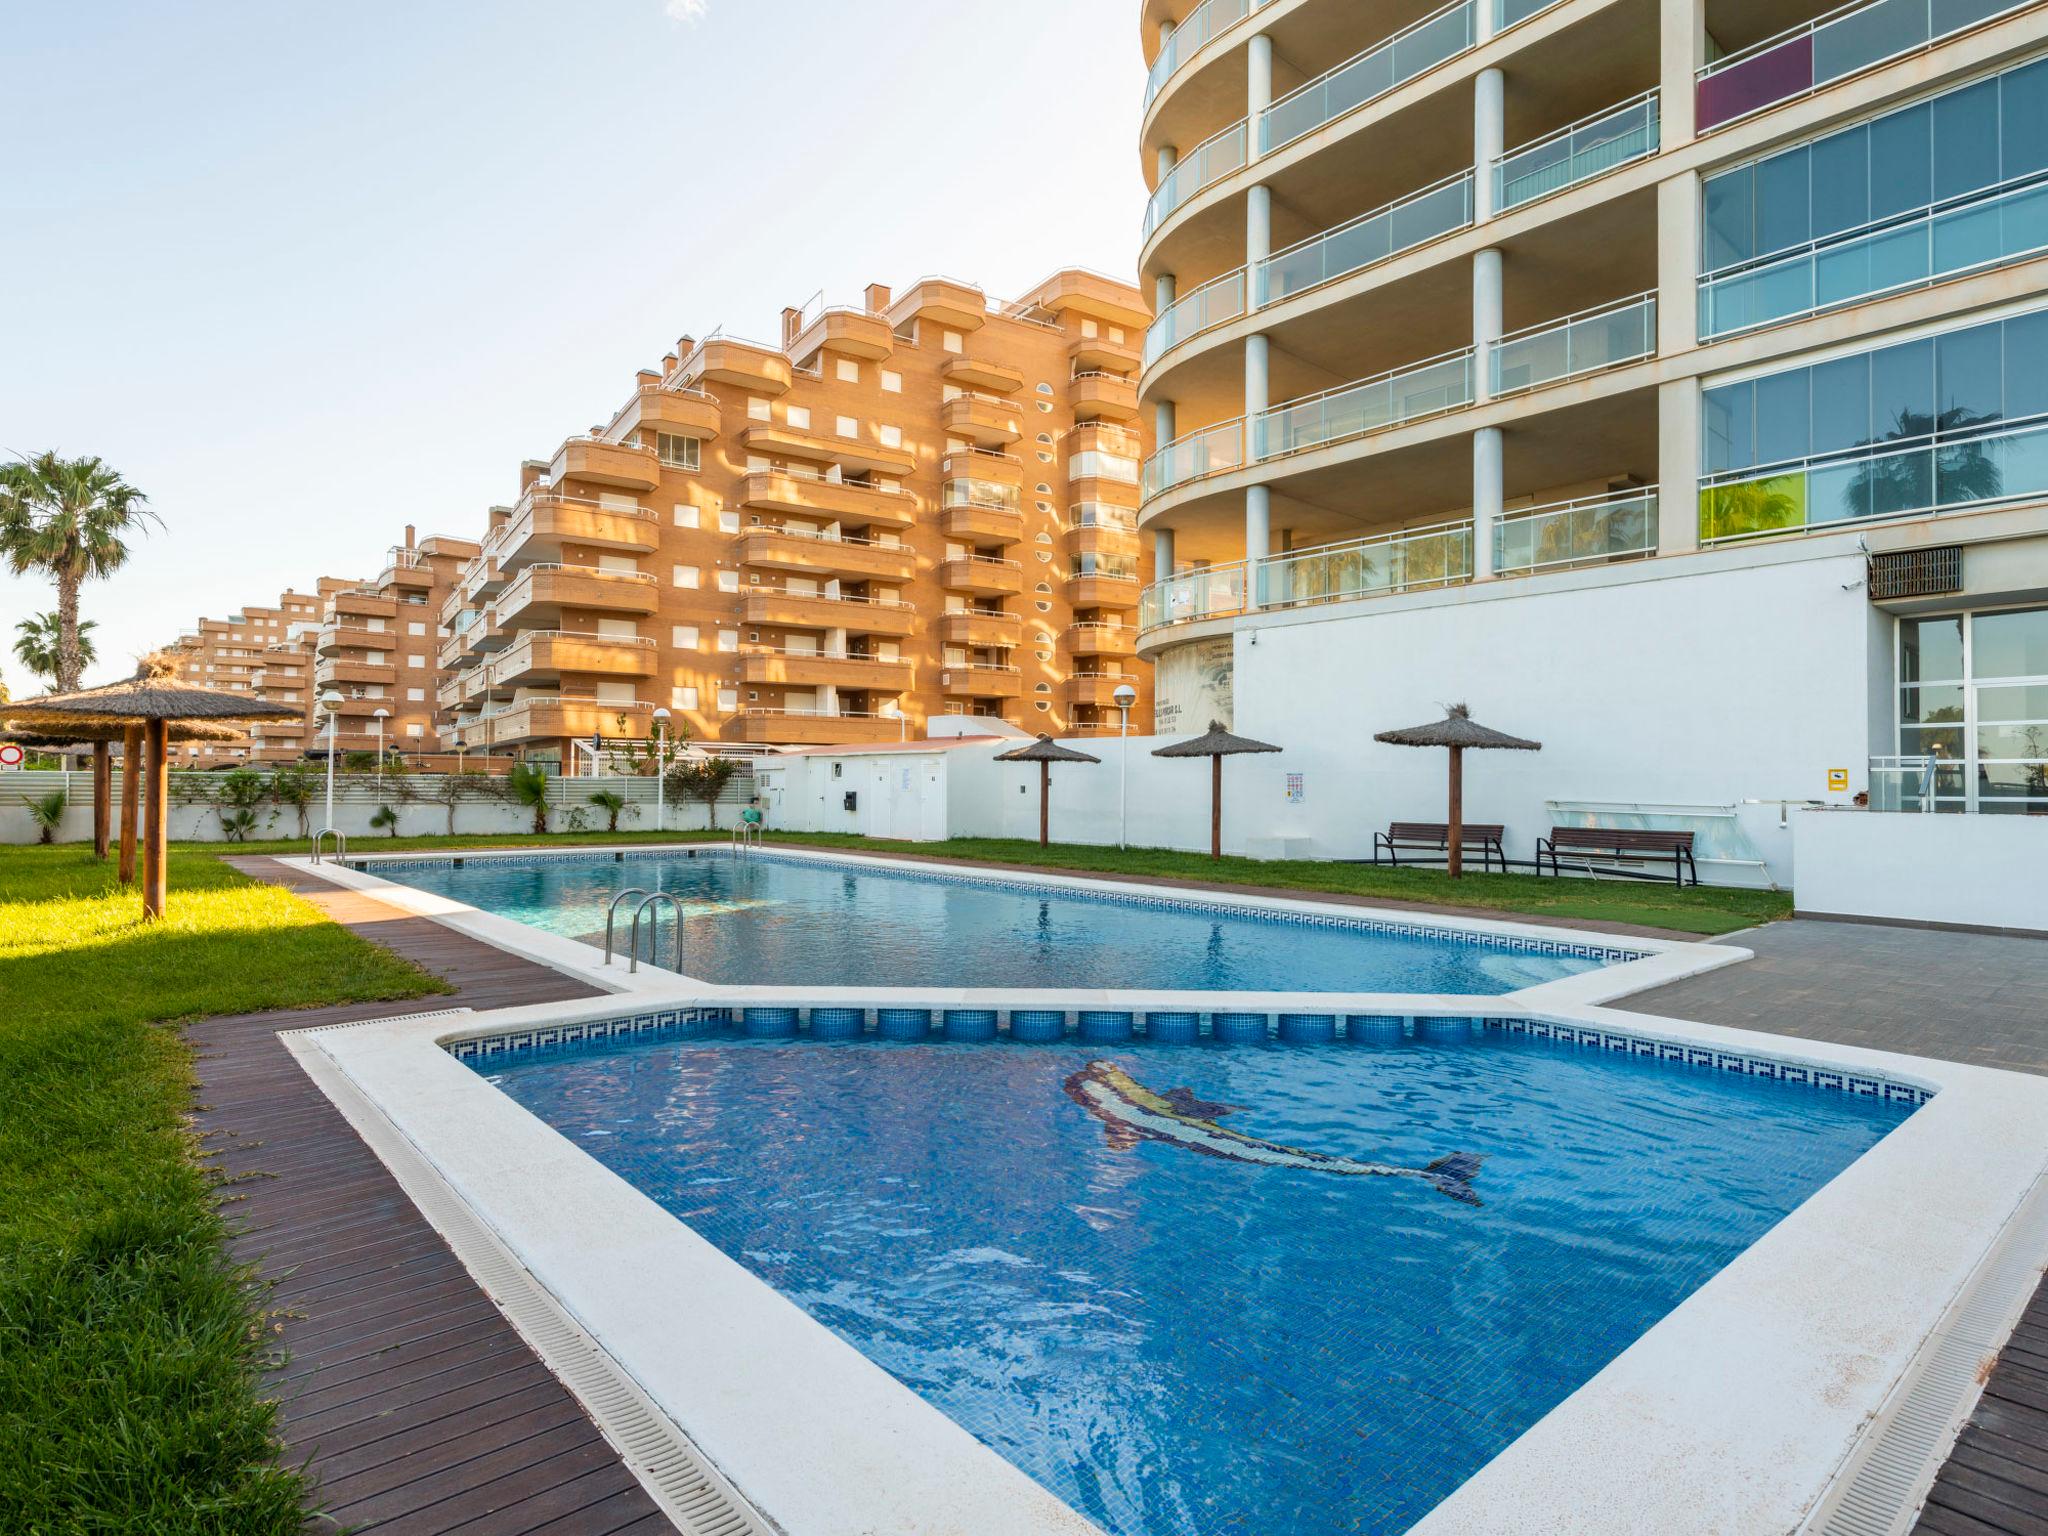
[[1869, 546, 1962, 600]]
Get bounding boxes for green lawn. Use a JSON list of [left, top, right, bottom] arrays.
[[195, 828, 1788, 936], [0, 846, 446, 1534]]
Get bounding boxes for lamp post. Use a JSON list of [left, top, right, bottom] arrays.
[[320, 690, 344, 836], [1114, 683, 1138, 849], [372, 707, 389, 801], [652, 707, 671, 832]]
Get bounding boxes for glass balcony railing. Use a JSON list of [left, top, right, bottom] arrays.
[[1494, 488, 1658, 575], [1144, 122, 1248, 239], [1257, 171, 1474, 305], [1698, 176, 2048, 338], [1255, 521, 1475, 607], [1143, 418, 1247, 498], [1144, 0, 1270, 109], [1698, 416, 2048, 543], [1253, 350, 1474, 458], [1257, 0, 1475, 155], [1490, 292, 1656, 396], [1139, 563, 1248, 630], [1696, 0, 2033, 133], [1143, 268, 1248, 366], [1495, 0, 1565, 25], [1496, 92, 1659, 211]]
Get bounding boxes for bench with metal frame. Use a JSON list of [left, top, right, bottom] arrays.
[[1535, 826, 1698, 886], [1372, 821, 1507, 873]]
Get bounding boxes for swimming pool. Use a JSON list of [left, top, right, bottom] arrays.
[[372, 850, 1628, 993], [481, 1023, 1913, 1535]]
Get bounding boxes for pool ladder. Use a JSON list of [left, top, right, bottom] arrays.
[[602, 888, 650, 966], [730, 822, 761, 858], [603, 888, 685, 974], [311, 828, 348, 864]]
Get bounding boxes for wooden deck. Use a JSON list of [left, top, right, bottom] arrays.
[[1912, 1278, 2048, 1536], [194, 858, 673, 1534]]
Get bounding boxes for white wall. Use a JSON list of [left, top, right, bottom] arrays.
[[1792, 810, 2048, 933]]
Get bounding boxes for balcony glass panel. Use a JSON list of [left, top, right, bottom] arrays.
[[1142, 420, 1246, 498], [1139, 564, 1248, 630], [1145, 122, 1248, 238], [1144, 0, 1267, 108], [1143, 270, 1247, 366], [1491, 294, 1656, 395], [1256, 173, 1473, 305], [943, 478, 1023, 513], [1494, 491, 1657, 576], [1495, 0, 1564, 26], [1253, 352, 1472, 459], [1496, 94, 1659, 211], [1257, 0, 1474, 155], [1254, 522, 1473, 608]]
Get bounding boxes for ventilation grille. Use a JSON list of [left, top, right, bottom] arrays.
[[1869, 547, 1963, 600]]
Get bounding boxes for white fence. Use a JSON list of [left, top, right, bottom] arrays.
[[0, 768, 756, 845], [1791, 809, 2048, 934]]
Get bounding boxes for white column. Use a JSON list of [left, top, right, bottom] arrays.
[[1154, 271, 1177, 313], [1245, 485, 1272, 608], [1155, 398, 1177, 444], [1244, 332, 1270, 417], [1656, 171, 1698, 357], [1246, 182, 1272, 267], [820, 683, 840, 717], [1476, 0, 1497, 44], [1156, 143, 1179, 182], [1472, 426, 1502, 581], [1659, 0, 1703, 147], [1247, 32, 1273, 116], [1472, 246, 1503, 404], [1243, 32, 1277, 614], [1154, 527, 1177, 577], [1474, 67, 1505, 222], [1657, 377, 1701, 556]]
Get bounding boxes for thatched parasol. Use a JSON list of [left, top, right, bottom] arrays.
[[1151, 720, 1282, 858], [2, 655, 297, 915], [1373, 703, 1540, 879], [994, 734, 1101, 847]]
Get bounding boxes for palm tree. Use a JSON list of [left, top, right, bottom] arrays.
[[0, 453, 158, 692], [508, 761, 551, 834], [13, 612, 97, 687]]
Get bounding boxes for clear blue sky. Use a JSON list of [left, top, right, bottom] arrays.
[[0, 0, 1147, 687]]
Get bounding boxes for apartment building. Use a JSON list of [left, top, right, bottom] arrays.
[[312, 529, 479, 759], [1132, 0, 2048, 873], [164, 588, 325, 765], [436, 270, 1154, 766]]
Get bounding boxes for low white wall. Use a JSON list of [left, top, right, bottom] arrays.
[[1792, 810, 2048, 933]]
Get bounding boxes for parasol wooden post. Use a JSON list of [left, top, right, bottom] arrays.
[[1210, 754, 1223, 858], [1447, 744, 1464, 880], [143, 719, 169, 918], [1038, 760, 1050, 847], [119, 726, 141, 883], [92, 741, 111, 861]]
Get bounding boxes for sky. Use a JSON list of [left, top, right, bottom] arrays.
[[0, 0, 1148, 688]]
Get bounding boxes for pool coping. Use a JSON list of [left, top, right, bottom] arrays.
[[279, 846, 2048, 1535]]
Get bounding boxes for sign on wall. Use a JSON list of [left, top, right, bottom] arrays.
[[1827, 768, 1850, 793], [1154, 636, 1234, 735]]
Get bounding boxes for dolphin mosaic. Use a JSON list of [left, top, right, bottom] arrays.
[[1062, 1060, 1486, 1206]]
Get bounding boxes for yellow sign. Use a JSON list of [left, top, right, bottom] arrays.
[[1827, 768, 1850, 792]]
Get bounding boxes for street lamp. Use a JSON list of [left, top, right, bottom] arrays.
[[372, 707, 390, 800], [1113, 682, 1138, 849], [319, 690, 344, 838], [651, 707, 671, 832]]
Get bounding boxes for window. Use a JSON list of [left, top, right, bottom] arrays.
[[673, 503, 699, 528], [673, 564, 700, 589], [656, 432, 701, 470], [672, 625, 700, 649], [1080, 318, 1098, 338], [1896, 605, 2048, 813], [881, 369, 902, 393], [405, 723, 424, 738], [717, 688, 738, 712], [1036, 382, 1053, 394], [408, 621, 425, 636], [942, 329, 963, 353], [836, 415, 857, 437], [718, 509, 740, 534], [747, 397, 770, 421], [716, 629, 738, 652], [716, 570, 739, 592], [836, 358, 860, 383], [786, 405, 811, 430], [672, 685, 699, 709], [879, 424, 902, 448], [1069, 450, 1139, 483], [1109, 326, 1125, 344], [407, 654, 425, 668], [407, 687, 425, 702]]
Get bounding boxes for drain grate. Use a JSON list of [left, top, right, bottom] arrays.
[[1804, 1167, 2048, 1536], [285, 1031, 777, 1536]]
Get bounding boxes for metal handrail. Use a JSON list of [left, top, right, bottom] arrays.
[[744, 524, 905, 550], [627, 892, 683, 975], [604, 888, 651, 965], [311, 828, 347, 864]]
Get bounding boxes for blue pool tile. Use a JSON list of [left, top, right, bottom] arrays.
[[1345, 1015, 1407, 1043], [876, 1008, 932, 1041], [1144, 1011, 1201, 1043], [742, 1007, 799, 1039], [1210, 1012, 1269, 1044], [1276, 1013, 1337, 1044], [1078, 1010, 1135, 1043], [1008, 1010, 1067, 1043], [807, 1007, 867, 1039], [943, 1010, 1000, 1042]]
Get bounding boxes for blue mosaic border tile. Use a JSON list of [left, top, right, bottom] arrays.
[[358, 846, 1647, 965], [441, 1005, 1934, 1106]]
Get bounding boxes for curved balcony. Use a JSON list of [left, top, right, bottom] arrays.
[[1143, 0, 1270, 112], [615, 383, 722, 443], [741, 423, 917, 478], [495, 495, 661, 562], [690, 337, 793, 395], [738, 526, 916, 583], [1067, 572, 1142, 609], [1066, 623, 1136, 657], [940, 554, 1025, 596], [942, 447, 1025, 487], [494, 564, 659, 627], [725, 709, 907, 745], [1070, 334, 1142, 373], [550, 436, 661, 491], [743, 590, 918, 636], [1493, 91, 1658, 213], [462, 697, 657, 747], [329, 589, 396, 621], [941, 503, 1024, 544], [791, 306, 894, 361], [898, 275, 989, 332], [939, 664, 1023, 699], [1070, 372, 1140, 421], [941, 393, 1024, 447], [490, 631, 657, 687], [739, 649, 913, 691], [314, 658, 396, 688], [939, 610, 1022, 648], [315, 624, 387, 656], [945, 357, 1025, 394], [740, 469, 918, 529], [1065, 520, 1140, 558]]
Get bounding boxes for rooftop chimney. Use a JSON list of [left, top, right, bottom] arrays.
[[781, 307, 803, 348], [661, 352, 679, 374], [864, 283, 891, 313], [404, 524, 416, 550]]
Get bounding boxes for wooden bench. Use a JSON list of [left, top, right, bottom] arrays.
[[1536, 826, 1698, 886], [1373, 821, 1507, 873]]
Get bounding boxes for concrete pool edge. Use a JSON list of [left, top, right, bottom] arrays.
[[287, 982, 2048, 1536]]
